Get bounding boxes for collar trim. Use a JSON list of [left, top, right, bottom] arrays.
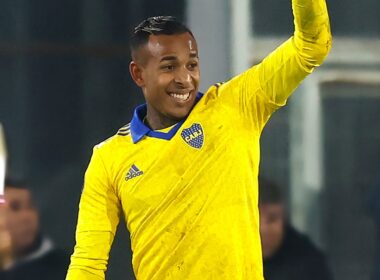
[[130, 92, 203, 143]]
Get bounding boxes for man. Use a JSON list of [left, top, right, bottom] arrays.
[[0, 178, 69, 279], [66, 0, 332, 278], [259, 177, 333, 280]]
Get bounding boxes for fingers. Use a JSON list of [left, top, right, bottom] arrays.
[[0, 203, 13, 269]]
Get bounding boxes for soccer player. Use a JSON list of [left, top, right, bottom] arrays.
[[66, 0, 332, 278]]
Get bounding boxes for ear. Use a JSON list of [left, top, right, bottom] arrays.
[[129, 61, 145, 87]]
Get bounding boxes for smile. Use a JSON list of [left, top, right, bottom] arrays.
[[169, 92, 191, 102]]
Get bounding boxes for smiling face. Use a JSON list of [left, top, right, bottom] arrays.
[[130, 32, 200, 130]]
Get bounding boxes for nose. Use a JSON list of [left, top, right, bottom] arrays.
[[174, 67, 192, 87]]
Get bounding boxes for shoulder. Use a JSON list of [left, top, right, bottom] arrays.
[[270, 225, 333, 279], [94, 123, 133, 152], [284, 225, 327, 262], [116, 123, 131, 136], [6, 249, 70, 280]]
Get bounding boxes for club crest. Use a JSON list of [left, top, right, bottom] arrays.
[[181, 123, 204, 149]]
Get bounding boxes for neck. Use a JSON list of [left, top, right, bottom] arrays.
[[145, 113, 180, 130]]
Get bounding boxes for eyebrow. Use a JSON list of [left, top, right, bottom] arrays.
[[160, 56, 177, 62], [160, 52, 198, 62]]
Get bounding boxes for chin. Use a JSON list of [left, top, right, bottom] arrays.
[[263, 249, 275, 260], [171, 110, 191, 121], [166, 104, 191, 118]]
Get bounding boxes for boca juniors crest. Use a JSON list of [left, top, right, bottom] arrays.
[[181, 123, 204, 149]]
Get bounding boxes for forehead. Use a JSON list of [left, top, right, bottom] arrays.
[[142, 32, 198, 61], [5, 186, 32, 202], [259, 203, 284, 215]]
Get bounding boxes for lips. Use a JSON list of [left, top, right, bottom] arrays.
[[169, 90, 193, 102], [169, 92, 190, 101]]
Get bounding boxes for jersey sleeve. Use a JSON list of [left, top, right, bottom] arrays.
[[66, 146, 121, 280], [214, 0, 332, 132]]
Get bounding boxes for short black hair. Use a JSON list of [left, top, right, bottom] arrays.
[[258, 176, 283, 204], [4, 176, 28, 190], [130, 16, 194, 54]]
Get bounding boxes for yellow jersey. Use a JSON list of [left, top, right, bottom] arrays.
[[66, 0, 331, 278]]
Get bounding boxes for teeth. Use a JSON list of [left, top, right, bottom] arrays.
[[170, 92, 190, 101]]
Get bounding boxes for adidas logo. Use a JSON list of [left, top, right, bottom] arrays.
[[125, 164, 143, 181]]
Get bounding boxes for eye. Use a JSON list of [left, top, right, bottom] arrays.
[[188, 62, 198, 70], [9, 201, 22, 211], [161, 64, 175, 71]]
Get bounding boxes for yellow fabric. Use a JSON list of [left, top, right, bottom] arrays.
[[66, 0, 331, 279]]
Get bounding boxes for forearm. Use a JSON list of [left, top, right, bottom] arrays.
[[66, 222, 118, 280], [66, 146, 121, 280], [292, 0, 332, 70], [66, 228, 117, 280], [66, 266, 104, 280]]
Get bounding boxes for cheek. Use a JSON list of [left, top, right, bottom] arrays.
[[6, 215, 18, 232], [143, 76, 169, 98], [144, 69, 170, 86], [271, 222, 284, 242], [156, 73, 174, 88], [29, 213, 39, 231], [261, 221, 282, 239], [34, 219, 39, 235], [192, 71, 200, 83]]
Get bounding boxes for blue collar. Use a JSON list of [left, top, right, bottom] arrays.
[[130, 92, 203, 143]]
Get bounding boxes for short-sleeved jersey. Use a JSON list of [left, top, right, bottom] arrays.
[[66, 0, 331, 279]]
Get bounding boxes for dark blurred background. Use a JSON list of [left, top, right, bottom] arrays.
[[1, 0, 379, 279]]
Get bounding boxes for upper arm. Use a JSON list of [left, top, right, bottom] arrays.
[[214, 38, 309, 133]]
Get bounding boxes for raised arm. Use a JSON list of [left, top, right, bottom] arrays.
[[293, 0, 332, 70], [256, 0, 332, 106], [66, 147, 121, 280], [213, 0, 332, 131]]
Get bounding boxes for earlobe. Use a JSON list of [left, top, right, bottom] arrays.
[[129, 61, 145, 87]]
